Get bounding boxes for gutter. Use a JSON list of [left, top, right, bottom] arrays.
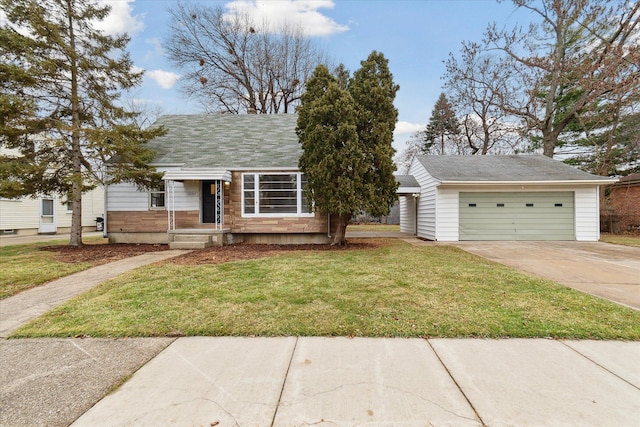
[[437, 179, 618, 186]]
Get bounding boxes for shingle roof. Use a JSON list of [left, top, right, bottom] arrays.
[[148, 114, 301, 169], [395, 175, 420, 187], [415, 155, 612, 182]]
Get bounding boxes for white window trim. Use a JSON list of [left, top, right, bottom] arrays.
[[149, 183, 166, 210], [241, 172, 314, 218]]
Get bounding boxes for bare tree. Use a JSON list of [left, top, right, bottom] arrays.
[[444, 43, 526, 155], [481, 0, 640, 157], [166, 2, 331, 114]]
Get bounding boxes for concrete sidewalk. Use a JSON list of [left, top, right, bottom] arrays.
[[62, 337, 638, 427], [2, 337, 638, 427]]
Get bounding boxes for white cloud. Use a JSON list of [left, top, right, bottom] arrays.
[[144, 37, 165, 61], [145, 69, 181, 89], [95, 0, 145, 36], [224, 0, 349, 37], [394, 121, 424, 141], [393, 121, 425, 153]]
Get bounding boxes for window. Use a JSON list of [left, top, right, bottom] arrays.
[[150, 182, 165, 209], [242, 173, 312, 217]]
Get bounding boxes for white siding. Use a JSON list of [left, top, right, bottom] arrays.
[[435, 188, 459, 241], [399, 196, 415, 234], [107, 182, 149, 211], [0, 187, 104, 231], [575, 186, 599, 241], [0, 198, 39, 230], [107, 178, 202, 213], [172, 180, 200, 210], [407, 158, 438, 240], [57, 187, 105, 227]]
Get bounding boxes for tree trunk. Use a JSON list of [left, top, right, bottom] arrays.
[[67, 0, 83, 247], [332, 213, 350, 246], [542, 130, 556, 158]]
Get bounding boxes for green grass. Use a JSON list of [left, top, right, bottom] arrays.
[[0, 238, 107, 299], [13, 240, 640, 339], [349, 224, 400, 232], [600, 233, 640, 248]]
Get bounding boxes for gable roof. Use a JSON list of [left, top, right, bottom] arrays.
[[148, 114, 301, 169], [414, 155, 616, 184]]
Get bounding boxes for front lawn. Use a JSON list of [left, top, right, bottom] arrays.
[[0, 238, 165, 299], [13, 240, 640, 339], [348, 223, 400, 232], [600, 233, 640, 248], [0, 242, 96, 299]]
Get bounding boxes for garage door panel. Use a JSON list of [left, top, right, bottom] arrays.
[[459, 192, 575, 241]]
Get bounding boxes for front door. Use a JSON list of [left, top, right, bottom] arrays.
[[202, 180, 223, 224], [38, 197, 57, 233]]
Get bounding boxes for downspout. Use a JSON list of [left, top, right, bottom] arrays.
[[412, 193, 420, 236], [103, 184, 108, 238], [327, 213, 331, 238]]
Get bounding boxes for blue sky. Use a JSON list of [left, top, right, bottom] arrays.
[[97, 0, 529, 152]]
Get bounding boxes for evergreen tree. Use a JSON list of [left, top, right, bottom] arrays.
[[0, 0, 165, 246], [297, 51, 399, 245], [423, 93, 460, 154], [348, 51, 399, 217]]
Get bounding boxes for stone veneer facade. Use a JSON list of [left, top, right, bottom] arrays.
[[107, 171, 333, 243]]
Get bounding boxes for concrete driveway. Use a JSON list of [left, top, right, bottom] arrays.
[[451, 241, 640, 310]]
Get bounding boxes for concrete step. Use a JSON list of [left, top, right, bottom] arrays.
[[169, 241, 212, 250], [173, 234, 212, 243]]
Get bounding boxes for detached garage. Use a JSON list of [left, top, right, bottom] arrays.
[[398, 155, 616, 242]]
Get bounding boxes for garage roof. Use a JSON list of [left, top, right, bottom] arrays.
[[416, 155, 616, 184]]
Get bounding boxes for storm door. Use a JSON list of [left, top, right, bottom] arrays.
[[202, 180, 223, 225], [38, 197, 57, 233]]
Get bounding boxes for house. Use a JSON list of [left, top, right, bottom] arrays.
[[604, 173, 640, 233], [105, 114, 334, 247], [398, 155, 616, 241], [0, 148, 104, 236]]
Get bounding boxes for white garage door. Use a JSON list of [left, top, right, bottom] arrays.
[[459, 192, 575, 241]]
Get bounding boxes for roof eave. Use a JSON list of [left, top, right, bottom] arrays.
[[438, 179, 618, 186]]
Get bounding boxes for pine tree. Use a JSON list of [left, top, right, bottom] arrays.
[[0, 0, 165, 246], [423, 93, 460, 155], [297, 51, 399, 245]]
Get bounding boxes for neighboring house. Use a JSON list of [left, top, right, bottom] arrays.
[[105, 115, 333, 247], [0, 148, 104, 236], [604, 173, 640, 233], [397, 155, 616, 241]]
